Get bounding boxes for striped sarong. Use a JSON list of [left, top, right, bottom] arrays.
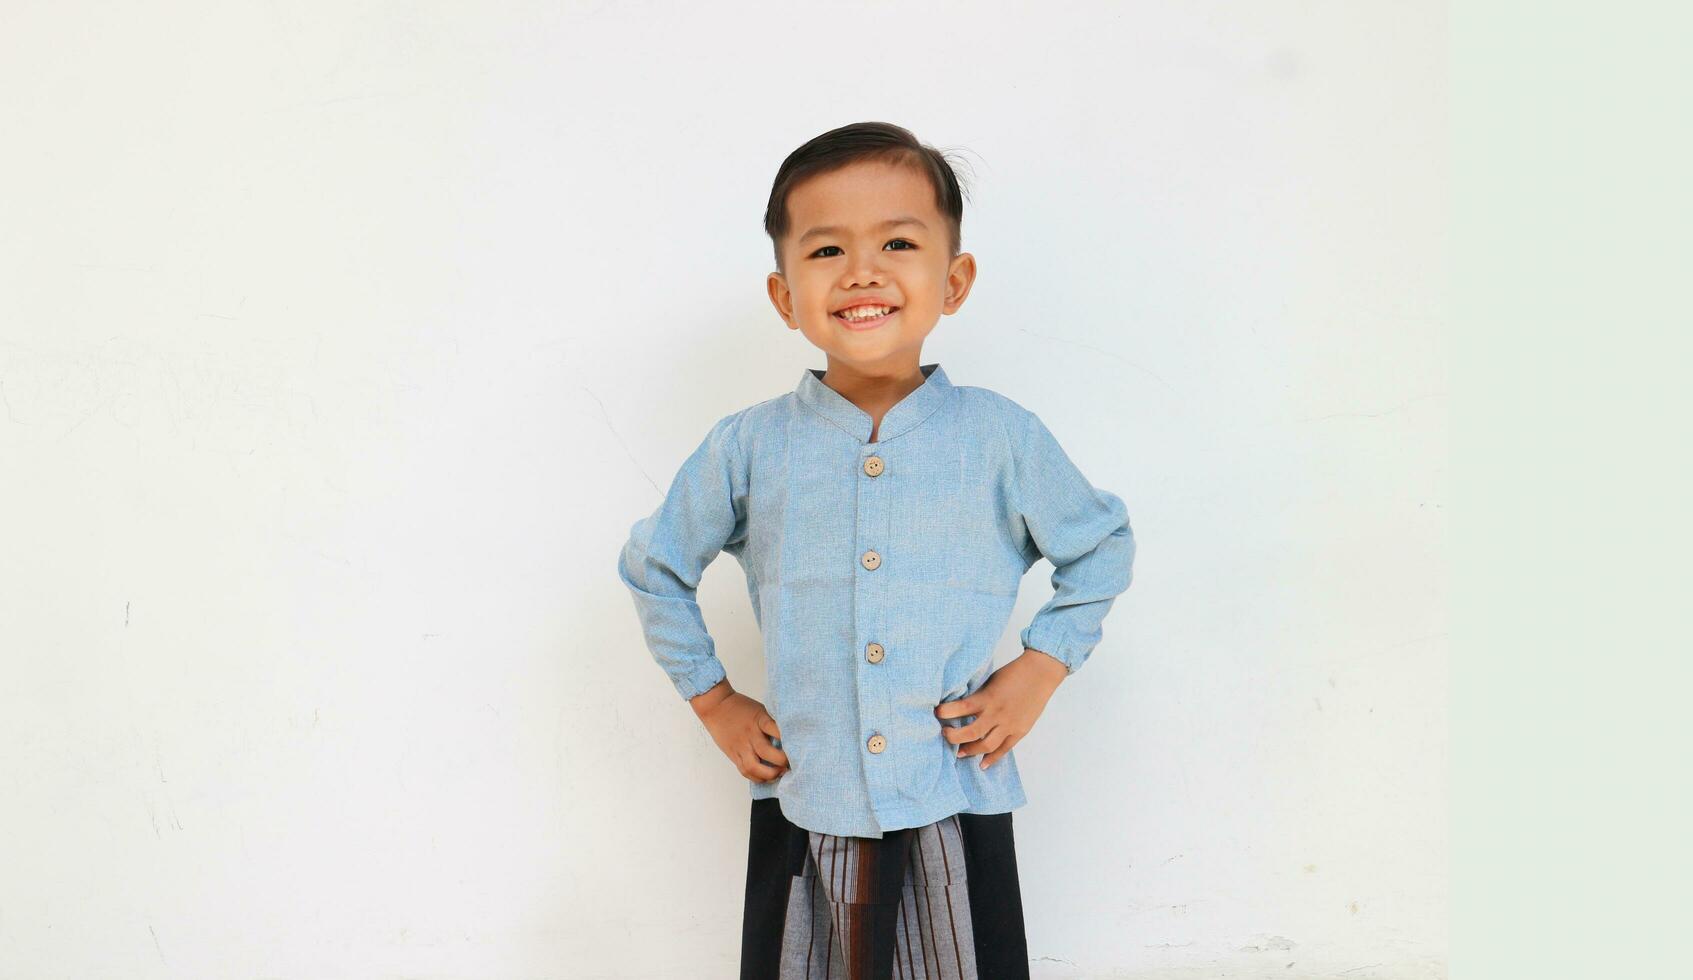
[[742, 798, 1029, 979]]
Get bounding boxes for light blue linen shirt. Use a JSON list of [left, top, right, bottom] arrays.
[[616, 362, 1136, 837]]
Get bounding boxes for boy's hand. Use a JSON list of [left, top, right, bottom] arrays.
[[935, 648, 1068, 770], [690, 680, 790, 783]]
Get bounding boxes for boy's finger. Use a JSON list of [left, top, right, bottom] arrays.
[[952, 721, 1002, 755], [942, 720, 984, 746], [748, 758, 786, 781], [753, 743, 789, 768], [979, 732, 1022, 769], [934, 699, 974, 719]]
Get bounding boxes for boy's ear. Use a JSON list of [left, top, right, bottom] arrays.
[[942, 252, 978, 314], [767, 272, 799, 330]]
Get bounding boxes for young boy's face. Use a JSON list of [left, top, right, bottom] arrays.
[[767, 159, 976, 375]]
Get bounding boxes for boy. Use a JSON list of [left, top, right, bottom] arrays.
[[617, 121, 1137, 979]]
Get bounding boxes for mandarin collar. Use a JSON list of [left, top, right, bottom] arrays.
[[794, 362, 952, 445]]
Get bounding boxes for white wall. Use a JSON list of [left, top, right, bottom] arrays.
[[0, 2, 1445, 977]]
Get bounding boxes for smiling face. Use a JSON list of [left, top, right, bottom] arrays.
[[767, 158, 976, 376]]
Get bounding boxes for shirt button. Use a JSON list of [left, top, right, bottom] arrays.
[[860, 550, 881, 570], [865, 641, 884, 663], [862, 455, 884, 477], [867, 734, 886, 754]]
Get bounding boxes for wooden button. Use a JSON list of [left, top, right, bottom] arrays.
[[860, 550, 881, 570], [865, 641, 884, 663], [867, 734, 886, 754], [862, 455, 884, 477]]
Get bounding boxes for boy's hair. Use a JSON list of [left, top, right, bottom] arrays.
[[764, 121, 971, 275]]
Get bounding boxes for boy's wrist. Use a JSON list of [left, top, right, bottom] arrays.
[[690, 678, 734, 717], [1019, 646, 1069, 683]]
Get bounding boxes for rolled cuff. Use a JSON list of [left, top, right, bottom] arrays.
[[670, 653, 729, 702], [1019, 621, 1090, 676]]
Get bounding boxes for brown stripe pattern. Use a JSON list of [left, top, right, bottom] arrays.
[[777, 814, 978, 979]]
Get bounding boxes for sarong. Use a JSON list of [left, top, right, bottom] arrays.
[[741, 797, 1029, 979]]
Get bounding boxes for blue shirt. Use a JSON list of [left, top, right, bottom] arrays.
[[616, 362, 1136, 837]]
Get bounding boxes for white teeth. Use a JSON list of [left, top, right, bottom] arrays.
[[837, 305, 893, 321]]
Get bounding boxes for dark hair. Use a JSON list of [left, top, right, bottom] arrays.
[[764, 121, 972, 275]]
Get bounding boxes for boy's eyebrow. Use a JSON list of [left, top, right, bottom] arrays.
[[797, 215, 929, 244]]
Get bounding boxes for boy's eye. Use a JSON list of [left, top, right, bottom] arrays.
[[810, 239, 917, 258]]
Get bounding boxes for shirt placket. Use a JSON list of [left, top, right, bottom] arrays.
[[852, 440, 894, 813]]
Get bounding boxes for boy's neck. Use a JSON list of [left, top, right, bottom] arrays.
[[818, 358, 928, 441]]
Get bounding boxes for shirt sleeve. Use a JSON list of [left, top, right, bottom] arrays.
[[1005, 405, 1137, 675], [616, 411, 751, 701]]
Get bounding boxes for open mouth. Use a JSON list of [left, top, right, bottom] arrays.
[[832, 305, 900, 329]]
